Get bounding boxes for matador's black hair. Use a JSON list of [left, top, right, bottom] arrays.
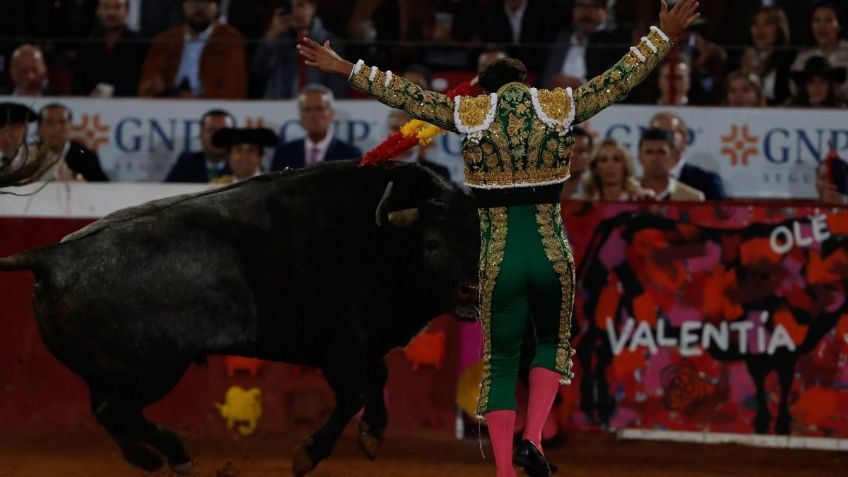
[[478, 58, 528, 93]]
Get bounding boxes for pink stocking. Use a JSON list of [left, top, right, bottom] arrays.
[[522, 367, 561, 453], [484, 410, 517, 477]]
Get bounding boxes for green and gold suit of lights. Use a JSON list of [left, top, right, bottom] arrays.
[[349, 27, 673, 416]]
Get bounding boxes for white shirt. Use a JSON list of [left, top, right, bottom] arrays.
[[42, 141, 72, 180], [304, 132, 333, 165], [504, 1, 528, 45], [561, 32, 588, 82], [174, 24, 215, 95], [127, 0, 142, 33]]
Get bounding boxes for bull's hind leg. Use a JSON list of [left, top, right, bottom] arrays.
[[89, 373, 192, 474], [293, 361, 366, 477], [358, 358, 388, 459]]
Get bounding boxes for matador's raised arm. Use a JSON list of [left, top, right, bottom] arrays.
[[572, 26, 674, 124], [348, 62, 457, 133]]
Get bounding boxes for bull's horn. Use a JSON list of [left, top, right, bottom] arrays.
[[375, 181, 394, 226], [387, 208, 419, 226]]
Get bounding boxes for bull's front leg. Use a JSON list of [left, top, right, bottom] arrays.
[[358, 358, 388, 459], [293, 360, 366, 477]]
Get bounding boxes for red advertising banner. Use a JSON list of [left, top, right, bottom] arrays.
[[458, 202, 848, 439]]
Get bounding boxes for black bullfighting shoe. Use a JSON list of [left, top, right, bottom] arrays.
[[513, 439, 556, 477]]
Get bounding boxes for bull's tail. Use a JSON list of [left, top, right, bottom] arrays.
[[0, 251, 42, 272]]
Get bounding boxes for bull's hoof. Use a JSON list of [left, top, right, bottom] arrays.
[[121, 441, 165, 472], [357, 432, 381, 460], [170, 460, 193, 475], [292, 445, 317, 477]]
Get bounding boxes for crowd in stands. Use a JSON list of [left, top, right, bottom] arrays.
[[0, 0, 846, 107], [1, 0, 847, 205]]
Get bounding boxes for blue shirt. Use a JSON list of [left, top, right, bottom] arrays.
[[174, 25, 214, 95]]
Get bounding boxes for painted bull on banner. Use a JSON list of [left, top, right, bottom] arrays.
[[576, 211, 848, 434], [0, 161, 481, 476]]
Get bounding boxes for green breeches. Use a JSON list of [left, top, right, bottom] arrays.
[[476, 204, 575, 417]]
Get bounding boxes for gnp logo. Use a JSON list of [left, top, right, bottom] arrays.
[[70, 114, 110, 152], [720, 124, 758, 167]]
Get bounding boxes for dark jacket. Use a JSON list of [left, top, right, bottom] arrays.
[[65, 140, 109, 182], [479, 0, 561, 72], [252, 17, 349, 99], [679, 163, 726, 200], [73, 25, 148, 97], [540, 26, 633, 88], [270, 137, 362, 171], [165, 151, 231, 183]]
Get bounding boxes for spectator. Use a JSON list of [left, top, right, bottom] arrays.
[[128, 0, 184, 38], [637, 127, 704, 202], [253, 0, 348, 100], [139, 0, 247, 99], [541, 0, 631, 89], [480, 0, 560, 73], [74, 0, 148, 97], [723, 70, 766, 107], [0, 103, 36, 163], [649, 111, 727, 199], [165, 109, 235, 183], [738, 6, 795, 105], [2, 45, 53, 96], [728, 0, 814, 49], [582, 138, 646, 201], [673, 22, 729, 105], [788, 56, 847, 108], [271, 84, 362, 170], [561, 126, 592, 200], [657, 53, 692, 105], [209, 127, 278, 184], [386, 110, 450, 179], [791, 3, 848, 101], [36, 103, 109, 182]]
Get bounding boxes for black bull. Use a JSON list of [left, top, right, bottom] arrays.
[[576, 211, 848, 434], [0, 161, 481, 476]]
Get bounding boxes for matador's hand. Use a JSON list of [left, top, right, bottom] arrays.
[[297, 37, 355, 77], [659, 0, 700, 40]]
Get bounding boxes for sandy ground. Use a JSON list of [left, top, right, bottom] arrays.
[[0, 429, 844, 477]]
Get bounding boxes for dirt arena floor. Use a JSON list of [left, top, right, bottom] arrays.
[[0, 429, 844, 477]]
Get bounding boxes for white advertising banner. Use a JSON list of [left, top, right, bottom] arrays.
[[5, 96, 847, 199]]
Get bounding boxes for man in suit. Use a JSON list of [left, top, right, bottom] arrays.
[[165, 109, 235, 183], [479, 0, 561, 73], [138, 0, 247, 98], [36, 103, 109, 182], [74, 0, 148, 97], [649, 111, 726, 199], [638, 128, 704, 202], [252, 0, 348, 99], [271, 84, 361, 170], [540, 0, 632, 89]]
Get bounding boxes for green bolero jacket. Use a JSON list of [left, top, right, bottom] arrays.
[[349, 26, 673, 190]]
